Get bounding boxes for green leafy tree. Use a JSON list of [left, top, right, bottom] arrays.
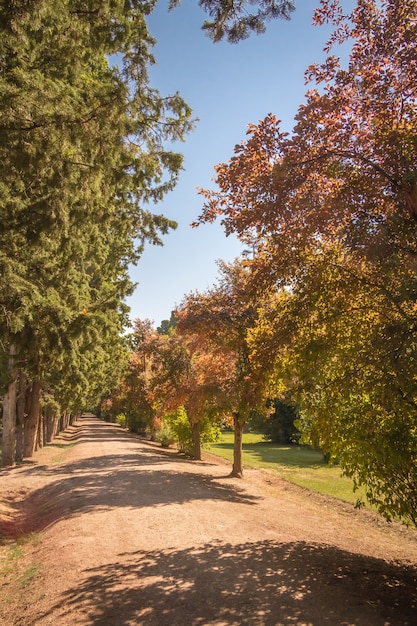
[[194, 0, 417, 523], [157, 311, 178, 335]]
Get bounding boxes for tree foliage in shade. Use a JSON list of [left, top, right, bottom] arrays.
[[195, 0, 417, 524], [251, 397, 300, 445]]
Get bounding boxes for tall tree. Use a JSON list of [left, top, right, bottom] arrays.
[[150, 327, 229, 459], [100, 318, 157, 431], [195, 0, 417, 523], [1, 0, 298, 466], [0, 0, 193, 465]]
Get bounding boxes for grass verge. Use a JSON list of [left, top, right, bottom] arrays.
[[209, 432, 368, 506], [0, 533, 42, 617]]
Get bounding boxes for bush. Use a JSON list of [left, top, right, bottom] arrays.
[[159, 407, 221, 456], [166, 407, 192, 454], [155, 421, 175, 448], [115, 413, 127, 428]]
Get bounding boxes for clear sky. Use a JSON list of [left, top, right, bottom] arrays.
[[126, 0, 339, 326]]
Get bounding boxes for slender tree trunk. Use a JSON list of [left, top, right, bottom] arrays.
[[232, 413, 244, 477], [191, 421, 201, 460], [23, 380, 42, 458], [45, 410, 58, 443], [41, 413, 45, 447], [53, 414, 60, 437], [61, 412, 70, 431], [37, 410, 45, 448], [1, 347, 18, 467], [15, 371, 29, 462]]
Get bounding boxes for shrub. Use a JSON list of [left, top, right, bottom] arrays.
[[155, 420, 175, 448], [115, 413, 127, 428], [160, 407, 221, 456]]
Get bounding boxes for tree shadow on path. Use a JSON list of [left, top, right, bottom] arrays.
[[39, 540, 417, 626], [0, 457, 259, 539]]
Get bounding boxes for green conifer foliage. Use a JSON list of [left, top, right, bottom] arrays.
[[0, 0, 194, 465]]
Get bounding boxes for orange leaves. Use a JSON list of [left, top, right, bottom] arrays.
[[196, 0, 417, 287], [195, 114, 287, 239], [312, 0, 344, 27], [305, 55, 341, 85], [175, 260, 276, 422]]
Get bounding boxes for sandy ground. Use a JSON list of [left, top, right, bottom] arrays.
[[0, 416, 416, 625]]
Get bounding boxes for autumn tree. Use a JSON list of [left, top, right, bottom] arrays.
[[142, 321, 219, 458], [195, 0, 417, 523], [100, 319, 156, 433], [177, 261, 273, 475]]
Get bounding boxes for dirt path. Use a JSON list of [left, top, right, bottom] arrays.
[[1, 416, 416, 625]]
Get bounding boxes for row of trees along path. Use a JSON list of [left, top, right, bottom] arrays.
[[1, 415, 416, 625]]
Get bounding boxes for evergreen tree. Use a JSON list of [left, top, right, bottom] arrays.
[[0, 0, 193, 465]]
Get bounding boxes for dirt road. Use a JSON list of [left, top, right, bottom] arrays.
[[1, 416, 416, 625]]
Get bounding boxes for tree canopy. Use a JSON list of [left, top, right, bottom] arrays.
[[195, 0, 417, 524], [1, 0, 296, 465]]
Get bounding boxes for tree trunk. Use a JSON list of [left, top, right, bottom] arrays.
[[232, 413, 244, 477], [1, 347, 18, 467], [15, 371, 29, 462], [23, 380, 42, 458], [45, 409, 58, 443], [61, 412, 70, 431], [37, 410, 45, 449], [191, 421, 201, 460]]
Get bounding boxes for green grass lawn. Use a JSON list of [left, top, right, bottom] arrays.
[[209, 432, 368, 507]]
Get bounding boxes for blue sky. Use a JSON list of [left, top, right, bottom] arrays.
[[126, 0, 340, 326]]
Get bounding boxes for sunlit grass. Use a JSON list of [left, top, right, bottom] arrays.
[[19, 564, 40, 588], [209, 432, 368, 506]]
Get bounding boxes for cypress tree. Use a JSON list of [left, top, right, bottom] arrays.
[[0, 0, 193, 465]]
